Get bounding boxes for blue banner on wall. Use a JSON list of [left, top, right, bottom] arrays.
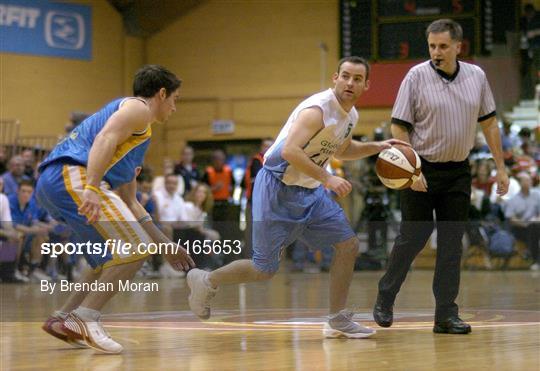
[[0, 0, 92, 60]]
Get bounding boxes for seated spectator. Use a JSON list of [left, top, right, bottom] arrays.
[[8, 180, 51, 281], [0, 176, 23, 282], [505, 172, 540, 270], [472, 160, 496, 196], [500, 120, 520, 164], [2, 156, 32, 196], [174, 145, 200, 195], [137, 175, 158, 221], [153, 174, 186, 278], [180, 183, 222, 269], [21, 148, 37, 179], [153, 157, 185, 197], [182, 183, 218, 240]]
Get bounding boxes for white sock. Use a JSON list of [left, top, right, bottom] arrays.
[[328, 310, 345, 320], [73, 306, 101, 321], [53, 310, 68, 320]]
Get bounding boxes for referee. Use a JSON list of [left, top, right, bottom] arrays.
[[373, 19, 509, 334]]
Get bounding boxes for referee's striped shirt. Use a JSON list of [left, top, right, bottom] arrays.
[[391, 60, 496, 162]]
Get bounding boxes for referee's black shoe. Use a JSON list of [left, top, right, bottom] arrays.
[[433, 317, 471, 334], [373, 297, 393, 327]]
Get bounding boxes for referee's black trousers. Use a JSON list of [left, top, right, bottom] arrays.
[[377, 159, 471, 321]]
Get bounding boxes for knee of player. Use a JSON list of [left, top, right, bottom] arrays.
[[256, 270, 275, 281], [335, 238, 360, 255], [252, 264, 276, 280]]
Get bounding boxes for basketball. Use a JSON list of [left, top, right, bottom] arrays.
[[376, 144, 421, 189]]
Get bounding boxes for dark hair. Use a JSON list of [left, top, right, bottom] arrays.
[[18, 179, 34, 189], [337, 56, 370, 80], [426, 19, 463, 41], [133, 65, 182, 98]]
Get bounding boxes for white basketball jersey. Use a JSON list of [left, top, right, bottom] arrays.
[[264, 89, 358, 188]]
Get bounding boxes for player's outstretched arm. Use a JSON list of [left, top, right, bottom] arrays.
[[117, 179, 195, 271], [334, 137, 410, 161], [79, 100, 151, 223]]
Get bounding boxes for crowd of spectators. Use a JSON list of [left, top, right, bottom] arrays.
[[0, 122, 538, 283]]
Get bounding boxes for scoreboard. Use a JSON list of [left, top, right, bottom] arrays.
[[340, 0, 491, 60]]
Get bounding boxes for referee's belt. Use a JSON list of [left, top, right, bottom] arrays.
[[420, 157, 469, 170]]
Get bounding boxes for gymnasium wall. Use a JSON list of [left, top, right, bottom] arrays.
[[145, 0, 393, 164], [1, 1, 142, 138], [1, 0, 524, 170]]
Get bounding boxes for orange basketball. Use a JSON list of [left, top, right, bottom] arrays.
[[376, 144, 421, 190]]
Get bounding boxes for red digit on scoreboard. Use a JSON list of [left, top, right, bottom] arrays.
[[404, 0, 416, 14], [399, 41, 410, 59], [452, 0, 463, 14]]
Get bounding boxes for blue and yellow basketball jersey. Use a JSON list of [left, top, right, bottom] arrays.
[[39, 98, 151, 189]]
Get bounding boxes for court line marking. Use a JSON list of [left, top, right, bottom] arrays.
[[104, 322, 540, 332]]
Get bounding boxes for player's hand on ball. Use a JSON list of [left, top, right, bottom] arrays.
[[410, 173, 428, 192], [164, 246, 196, 271], [324, 175, 352, 197], [79, 189, 101, 223], [378, 139, 411, 151]]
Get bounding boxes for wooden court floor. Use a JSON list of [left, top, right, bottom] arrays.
[[1, 270, 539, 370]]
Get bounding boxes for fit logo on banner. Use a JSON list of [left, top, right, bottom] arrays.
[[0, 4, 40, 28], [0, 1, 91, 60], [45, 11, 85, 50]]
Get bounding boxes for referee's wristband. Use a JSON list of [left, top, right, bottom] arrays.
[[137, 215, 152, 224], [84, 184, 101, 194]]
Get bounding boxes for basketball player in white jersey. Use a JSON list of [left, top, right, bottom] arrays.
[[187, 56, 409, 338]]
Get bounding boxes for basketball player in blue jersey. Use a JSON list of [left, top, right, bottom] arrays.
[[187, 57, 409, 338], [36, 65, 194, 353]]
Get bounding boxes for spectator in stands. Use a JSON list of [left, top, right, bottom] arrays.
[[153, 157, 185, 197], [182, 183, 222, 269], [8, 179, 51, 281], [137, 175, 158, 221], [0, 176, 24, 282], [174, 145, 200, 195], [202, 149, 234, 239], [500, 120, 519, 166], [182, 183, 215, 233], [153, 174, 186, 278], [472, 160, 496, 196], [21, 148, 37, 180], [2, 156, 31, 196], [505, 172, 540, 270]]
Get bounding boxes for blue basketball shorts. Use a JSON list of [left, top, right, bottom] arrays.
[[251, 168, 356, 273], [35, 163, 152, 271]]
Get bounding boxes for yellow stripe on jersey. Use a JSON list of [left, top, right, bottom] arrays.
[[105, 125, 152, 173]]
